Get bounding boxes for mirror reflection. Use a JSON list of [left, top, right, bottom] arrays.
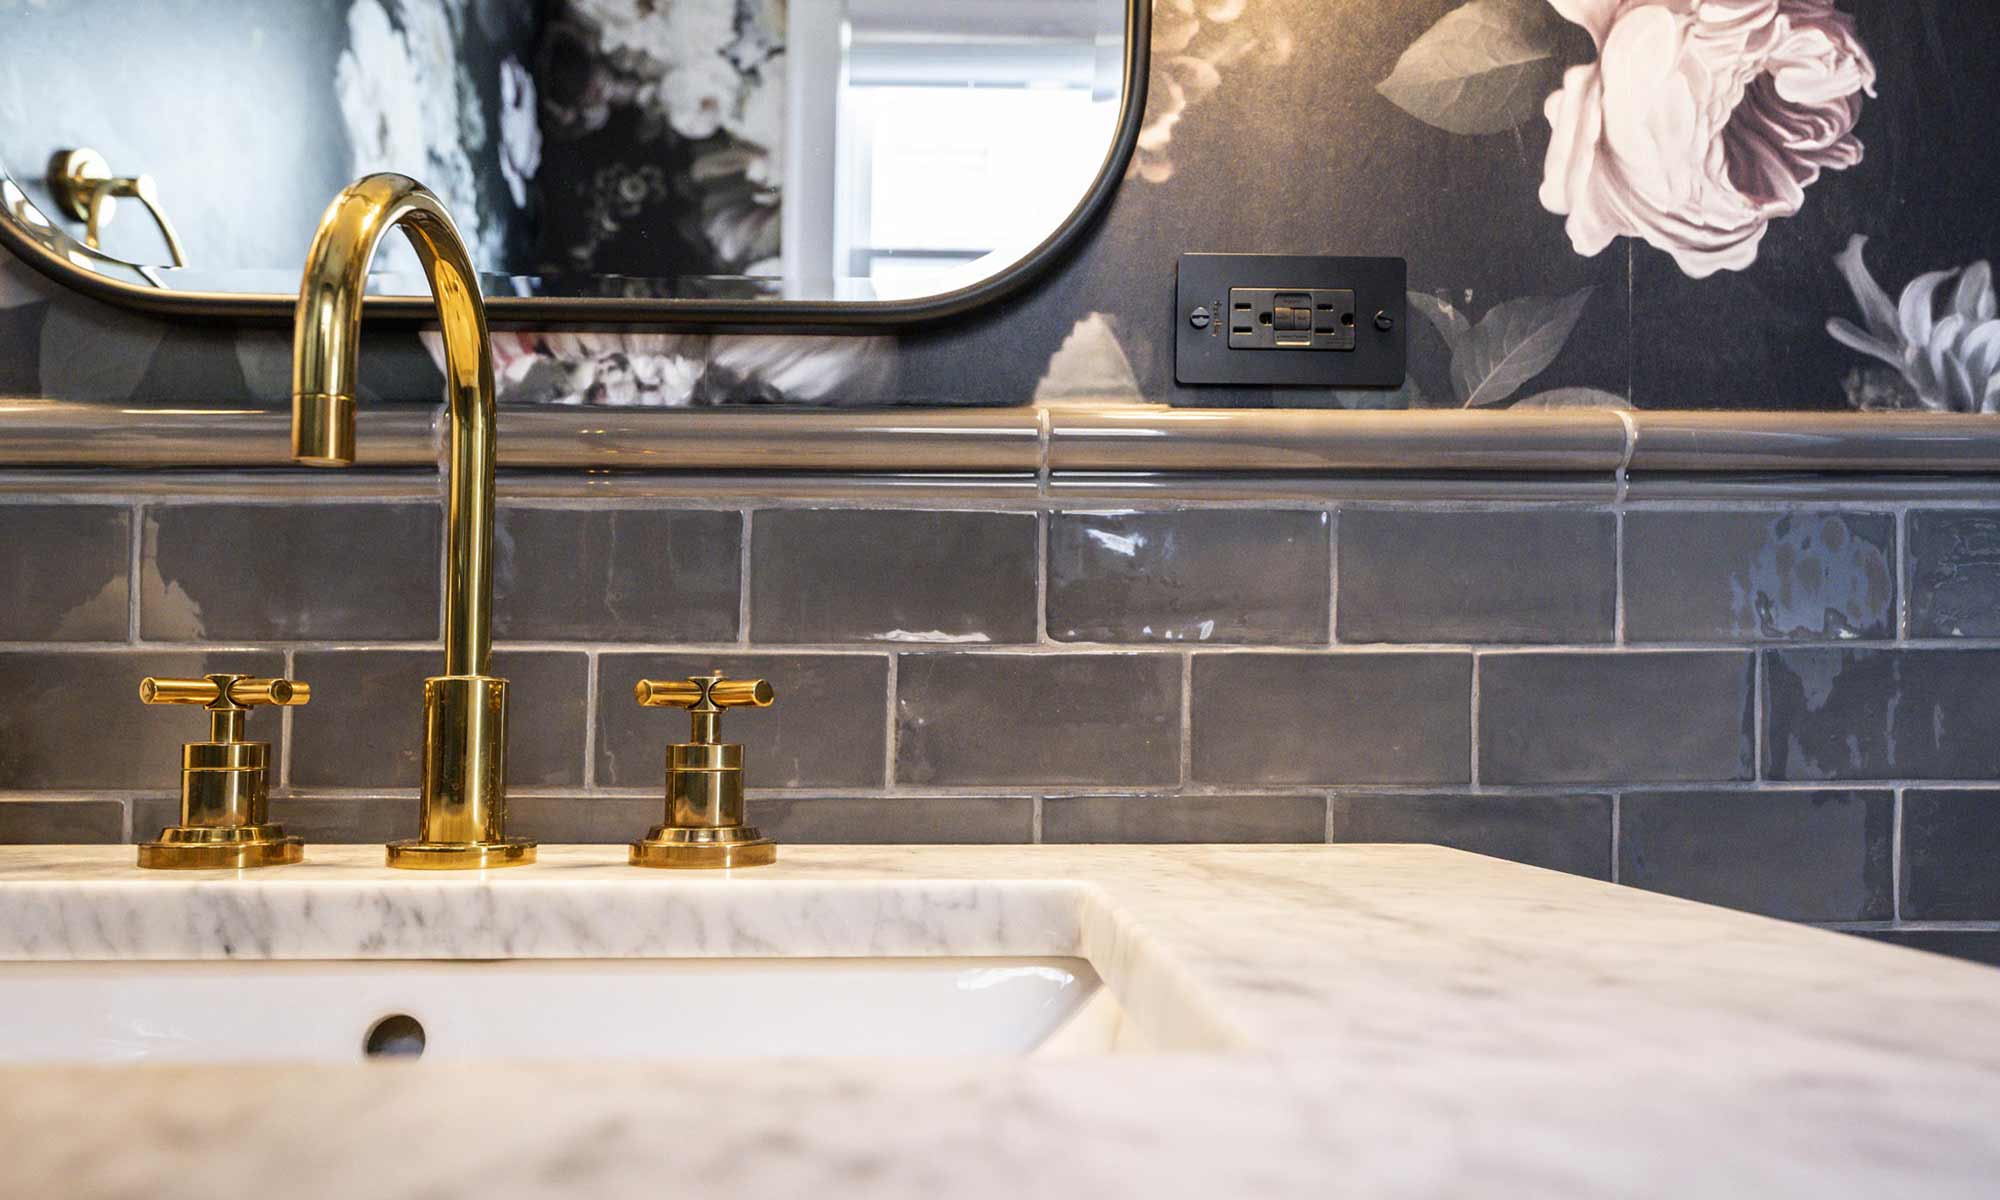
[[0, 0, 1129, 303]]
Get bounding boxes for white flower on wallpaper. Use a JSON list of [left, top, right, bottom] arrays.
[[428, 329, 895, 408], [1379, 0, 1875, 279], [1828, 236, 2000, 413], [497, 56, 541, 208], [336, 0, 508, 266], [1539, 0, 1875, 278], [1133, 0, 1293, 184]]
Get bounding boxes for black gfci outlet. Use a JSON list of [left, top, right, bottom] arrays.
[[1176, 254, 1406, 387]]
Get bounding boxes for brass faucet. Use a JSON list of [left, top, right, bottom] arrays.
[[290, 173, 535, 870]]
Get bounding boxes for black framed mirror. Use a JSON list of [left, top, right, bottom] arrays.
[[0, 0, 1148, 330]]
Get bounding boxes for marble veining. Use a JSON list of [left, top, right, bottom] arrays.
[[1, 844, 1999, 1197]]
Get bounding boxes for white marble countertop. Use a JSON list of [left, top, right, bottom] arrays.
[[1, 843, 1997, 1198]]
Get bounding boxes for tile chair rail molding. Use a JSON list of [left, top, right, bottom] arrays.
[[2, 402, 2000, 487]]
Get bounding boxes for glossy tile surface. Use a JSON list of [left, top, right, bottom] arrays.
[[0, 800, 123, 844], [1900, 790, 2000, 921], [1763, 649, 2000, 780], [141, 503, 439, 641], [1326, 793, 1611, 879], [0, 505, 129, 641], [1479, 652, 1755, 784], [1047, 509, 1328, 643], [1624, 511, 1895, 641], [749, 509, 1037, 644], [752, 796, 1035, 844], [1619, 790, 1894, 922], [895, 653, 1180, 786], [1906, 511, 2000, 638], [1190, 653, 1471, 784], [1337, 510, 1615, 644], [1042, 794, 1325, 843], [596, 652, 889, 789], [494, 506, 740, 642]]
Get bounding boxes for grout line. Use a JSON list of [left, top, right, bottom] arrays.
[[1609, 792, 1621, 884], [1326, 507, 1339, 645], [737, 509, 754, 646], [1323, 790, 1335, 844], [1031, 793, 1044, 845], [1892, 786, 1904, 923], [279, 647, 297, 791], [1036, 510, 1050, 644], [126, 501, 144, 643], [1753, 650, 1766, 783], [1613, 510, 1627, 646], [1468, 652, 1482, 787], [1178, 652, 1194, 787], [581, 651, 601, 790], [1610, 409, 1638, 503], [1895, 508, 1911, 642], [882, 653, 899, 789]]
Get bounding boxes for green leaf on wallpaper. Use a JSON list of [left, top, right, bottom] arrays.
[[37, 300, 166, 401], [1377, 0, 1563, 135], [1512, 387, 1631, 409], [1452, 287, 1596, 407]]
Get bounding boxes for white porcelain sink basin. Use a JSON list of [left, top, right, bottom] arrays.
[[0, 956, 1141, 1065]]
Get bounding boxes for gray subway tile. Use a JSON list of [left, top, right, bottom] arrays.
[[0, 799, 125, 843], [1190, 653, 1470, 785], [290, 650, 588, 788], [1043, 794, 1324, 843], [896, 653, 1180, 786], [1908, 511, 2000, 637], [266, 797, 416, 845], [1764, 649, 2000, 780], [1327, 793, 1611, 879], [749, 509, 1037, 644], [1619, 789, 1894, 922], [596, 653, 887, 789], [129, 795, 180, 842], [0, 505, 130, 641], [1848, 930, 2000, 968], [752, 796, 1035, 844], [142, 503, 439, 641], [1337, 509, 1614, 644], [1479, 652, 1754, 784], [495, 506, 739, 642], [1624, 511, 1895, 642], [0, 650, 285, 789], [507, 796, 659, 844], [1901, 790, 2000, 920], [1048, 509, 1329, 644]]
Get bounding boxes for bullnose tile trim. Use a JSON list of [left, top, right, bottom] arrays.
[[2, 400, 1998, 477]]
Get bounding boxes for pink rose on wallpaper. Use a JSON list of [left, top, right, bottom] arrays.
[[1539, 0, 1875, 278]]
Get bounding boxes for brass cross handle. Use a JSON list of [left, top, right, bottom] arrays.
[[635, 673, 774, 745], [141, 674, 312, 711]]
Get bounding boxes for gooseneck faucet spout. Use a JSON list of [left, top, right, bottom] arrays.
[[290, 173, 535, 870]]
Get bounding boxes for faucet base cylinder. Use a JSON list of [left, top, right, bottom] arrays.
[[385, 838, 536, 870], [138, 825, 304, 870], [386, 674, 536, 870], [629, 825, 775, 870]]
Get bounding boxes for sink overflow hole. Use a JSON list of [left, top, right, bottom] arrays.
[[363, 1013, 427, 1060]]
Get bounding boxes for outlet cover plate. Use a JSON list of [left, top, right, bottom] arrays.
[[1176, 254, 1406, 387]]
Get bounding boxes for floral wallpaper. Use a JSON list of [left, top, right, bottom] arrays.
[[0, 0, 1993, 413]]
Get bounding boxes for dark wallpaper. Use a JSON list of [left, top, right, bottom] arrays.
[[0, 0, 1992, 413]]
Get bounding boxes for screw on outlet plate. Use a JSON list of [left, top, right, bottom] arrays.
[[1188, 305, 1213, 330], [1374, 310, 1395, 332]]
